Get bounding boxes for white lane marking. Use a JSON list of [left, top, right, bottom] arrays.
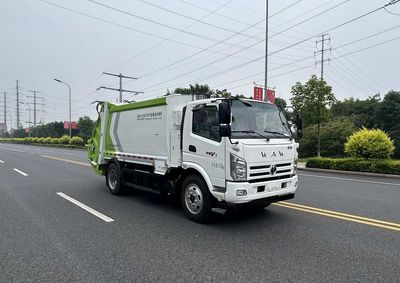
[[298, 173, 400, 186], [0, 160, 4, 163], [0, 146, 24, 153], [56, 192, 114, 223], [13, 168, 29, 176]]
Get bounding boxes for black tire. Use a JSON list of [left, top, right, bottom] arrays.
[[181, 174, 212, 223], [106, 161, 124, 195]]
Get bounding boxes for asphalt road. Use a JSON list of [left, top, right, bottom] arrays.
[[0, 144, 399, 282]]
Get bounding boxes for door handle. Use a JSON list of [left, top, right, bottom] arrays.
[[189, 145, 196, 152]]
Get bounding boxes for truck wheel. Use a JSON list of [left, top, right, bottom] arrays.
[[181, 174, 212, 223], [106, 162, 124, 195]]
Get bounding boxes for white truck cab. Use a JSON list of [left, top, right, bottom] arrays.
[[88, 94, 302, 223]]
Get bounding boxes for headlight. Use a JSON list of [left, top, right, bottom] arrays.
[[293, 156, 298, 175], [230, 153, 247, 181]]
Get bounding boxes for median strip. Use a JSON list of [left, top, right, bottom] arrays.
[[274, 201, 400, 232], [57, 192, 114, 223], [41, 155, 90, 167]]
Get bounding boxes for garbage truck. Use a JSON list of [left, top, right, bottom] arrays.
[[88, 94, 302, 222]]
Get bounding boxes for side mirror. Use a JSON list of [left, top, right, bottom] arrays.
[[219, 100, 231, 124], [219, 125, 231, 137], [295, 114, 303, 139]]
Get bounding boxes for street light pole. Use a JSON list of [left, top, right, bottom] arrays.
[[264, 0, 269, 101], [20, 101, 31, 137], [54, 78, 72, 137]]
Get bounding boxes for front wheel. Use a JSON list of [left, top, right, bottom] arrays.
[[106, 162, 125, 195], [181, 175, 212, 223]]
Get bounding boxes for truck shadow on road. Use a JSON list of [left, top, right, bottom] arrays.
[[118, 187, 292, 228]]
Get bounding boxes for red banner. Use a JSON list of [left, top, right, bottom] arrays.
[[253, 86, 263, 101], [64, 121, 78, 129], [266, 89, 276, 103]]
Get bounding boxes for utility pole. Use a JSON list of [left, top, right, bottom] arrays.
[[315, 34, 331, 157], [27, 90, 44, 128], [16, 80, 21, 129], [98, 72, 143, 103], [0, 92, 8, 133], [264, 0, 269, 101], [20, 101, 32, 137], [3, 93, 6, 130]]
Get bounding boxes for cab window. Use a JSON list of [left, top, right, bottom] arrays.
[[192, 106, 220, 142]]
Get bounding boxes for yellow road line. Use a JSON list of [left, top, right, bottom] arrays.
[[279, 201, 400, 228], [41, 155, 91, 167], [273, 202, 400, 232]]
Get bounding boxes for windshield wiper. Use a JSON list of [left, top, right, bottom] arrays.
[[263, 130, 291, 139], [232, 130, 270, 141]]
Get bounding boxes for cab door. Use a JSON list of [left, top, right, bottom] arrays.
[[182, 104, 226, 188]]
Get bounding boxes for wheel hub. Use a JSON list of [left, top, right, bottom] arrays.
[[185, 184, 203, 215]]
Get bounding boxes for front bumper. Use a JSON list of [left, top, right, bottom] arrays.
[[223, 175, 298, 204]]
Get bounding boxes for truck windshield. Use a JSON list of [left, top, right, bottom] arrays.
[[230, 100, 291, 139]]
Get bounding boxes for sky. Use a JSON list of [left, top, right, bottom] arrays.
[[0, 0, 399, 130]]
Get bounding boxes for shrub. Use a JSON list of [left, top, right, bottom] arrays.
[[306, 157, 400, 175], [50, 138, 59, 144], [345, 128, 395, 159], [58, 135, 71, 145], [298, 117, 355, 158], [38, 137, 45, 144], [31, 137, 39, 144], [69, 136, 84, 146], [43, 137, 52, 144]]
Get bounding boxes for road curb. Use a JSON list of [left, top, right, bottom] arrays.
[[299, 167, 400, 179]]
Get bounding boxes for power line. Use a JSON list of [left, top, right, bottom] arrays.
[[104, 0, 234, 73], [137, 0, 346, 82], [272, 0, 341, 30], [334, 35, 400, 60], [335, 23, 400, 49], [134, 0, 250, 36], [270, 0, 349, 40], [86, 0, 265, 53], [140, 0, 400, 94], [332, 49, 387, 90]]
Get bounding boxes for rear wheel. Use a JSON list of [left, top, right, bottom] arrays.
[[181, 174, 212, 223], [106, 162, 124, 195]]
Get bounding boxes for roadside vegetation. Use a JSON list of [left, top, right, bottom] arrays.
[[289, 76, 399, 174], [0, 135, 84, 148]]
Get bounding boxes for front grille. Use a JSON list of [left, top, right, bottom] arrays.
[[249, 174, 292, 184], [248, 162, 293, 183]]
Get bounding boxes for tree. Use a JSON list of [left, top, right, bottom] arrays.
[[374, 91, 400, 158], [10, 128, 26, 138], [275, 97, 287, 109], [330, 94, 380, 128], [213, 89, 231, 98], [290, 75, 336, 156], [298, 117, 355, 158], [78, 116, 95, 143], [31, 121, 65, 137], [174, 84, 212, 96]]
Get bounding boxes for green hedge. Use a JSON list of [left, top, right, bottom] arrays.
[[0, 137, 85, 148], [306, 157, 400, 175]]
